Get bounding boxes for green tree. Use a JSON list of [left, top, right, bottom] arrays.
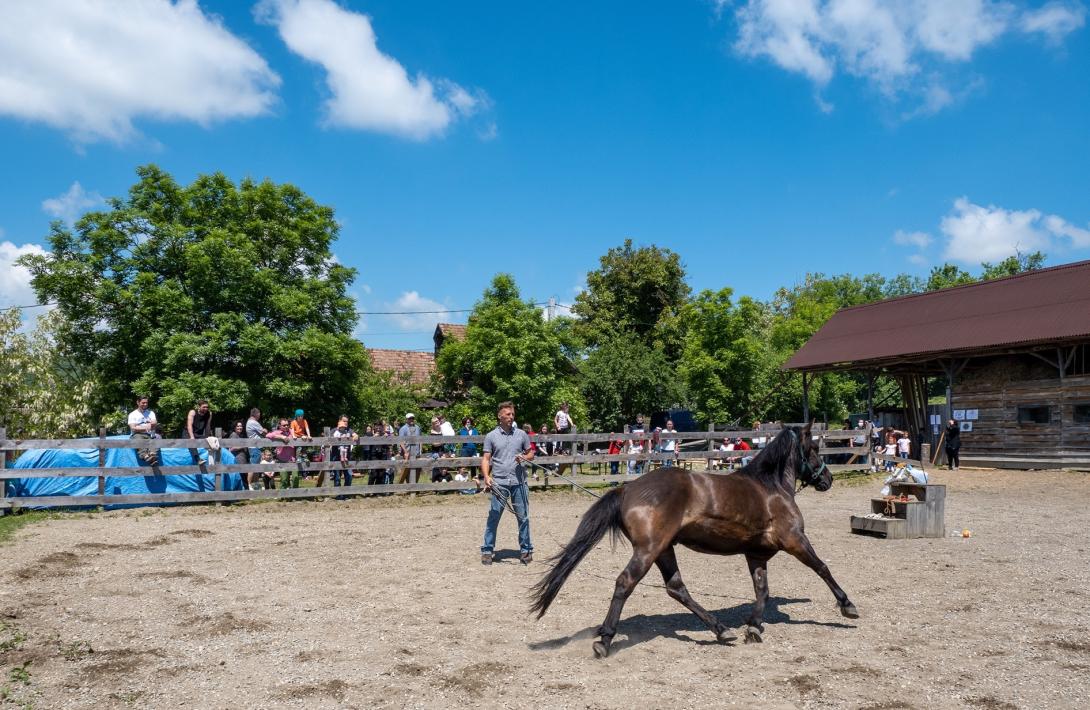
[[435, 274, 577, 428], [579, 332, 684, 431], [925, 263, 976, 291], [357, 369, 430, 425], [20, 165, 370, 432], [678, 289, 773, 425], [980, 251, 1046, 280], [0, 310, 106, 437], [572, 239, 691, 358]]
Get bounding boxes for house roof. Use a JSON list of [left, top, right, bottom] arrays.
[[784, 259, 1090, 372], [367, 349, 435, 385], [435, 323, 467, 340]]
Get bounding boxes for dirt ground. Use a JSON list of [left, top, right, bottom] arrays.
[[1, 467, 1088, 709]]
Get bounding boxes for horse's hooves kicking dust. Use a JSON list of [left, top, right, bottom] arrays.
[[592, 640, 610, 658], [744, 625, 763, 643]]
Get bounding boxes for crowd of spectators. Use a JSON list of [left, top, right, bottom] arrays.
[[125, 397, 870, 487]]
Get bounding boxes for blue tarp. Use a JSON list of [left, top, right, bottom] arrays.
[[9, 435, 246, 508]]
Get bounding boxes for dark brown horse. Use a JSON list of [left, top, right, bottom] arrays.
[[530, 423, 858, 658]]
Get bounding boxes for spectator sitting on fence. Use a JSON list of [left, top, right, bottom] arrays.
[[291, 409, 311, 439], [267, 418, 300, 489], [128, 395, 159, 466], [181, 399, 213, 466], [554, 402, 575, 454]]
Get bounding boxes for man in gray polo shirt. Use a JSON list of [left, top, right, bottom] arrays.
[[480, 401, 535, 565]]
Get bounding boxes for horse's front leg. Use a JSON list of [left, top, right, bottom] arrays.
[[743, 554, 771, 643], [783, 534, 859, 619], [594, 549, 657, 658]]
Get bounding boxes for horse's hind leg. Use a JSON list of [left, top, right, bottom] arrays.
[[655, 547, 732, 644], [594, 548, 658, 659], [744, 554, 770, 643], [783, 534, 859, 619]]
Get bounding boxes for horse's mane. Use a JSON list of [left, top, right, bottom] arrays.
[[737, 426, 801, 491]]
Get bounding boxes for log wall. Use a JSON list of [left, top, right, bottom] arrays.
[[953, 354, 1090, 457]]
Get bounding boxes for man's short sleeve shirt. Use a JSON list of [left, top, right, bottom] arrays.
[[128, 408, 157, 433], [484, 426, 531, 484]]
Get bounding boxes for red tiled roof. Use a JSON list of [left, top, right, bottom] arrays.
[[785, 259, 1090, 371], [435, 323, 467, 339], [367, 349, 435, 385]]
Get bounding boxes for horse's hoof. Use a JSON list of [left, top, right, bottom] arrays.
[[592, 640, 610, 658], [715, 625, 735, 644], [743, 625, 763, 643], [840, 602, 860, 619]]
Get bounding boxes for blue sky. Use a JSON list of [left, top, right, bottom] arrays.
[[2, 0, 1089, 351]]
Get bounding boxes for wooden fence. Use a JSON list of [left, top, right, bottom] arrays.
[[0, 426, 882, 512]]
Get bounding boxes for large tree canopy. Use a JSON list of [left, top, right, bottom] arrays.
[[435, 274, 577, 429], [20, 165, 370, 431], [572, 239, 690, 358], [678, 289, 772, 426], [579, 332, 684, 431]]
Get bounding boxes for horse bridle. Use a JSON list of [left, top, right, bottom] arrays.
[[791, 429, 829, 490]]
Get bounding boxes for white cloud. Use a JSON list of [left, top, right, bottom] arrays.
[[1044, 214, 1090, 248], [893, 229, 932, 248], [0, 241, 48, 309], [728, 0, 1084, 113], [1021, 2, 1087, 43], [940, 197, 1090, 262], [385, 291, 453, 330], [0, 0, 280, 143], [256, 0, 490, 140], [42, 182, 104, 225]]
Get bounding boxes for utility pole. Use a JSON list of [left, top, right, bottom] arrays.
[[547, 296, 556, 322]]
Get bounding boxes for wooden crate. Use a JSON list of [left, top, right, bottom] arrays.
[[850, 483, 946, 539]]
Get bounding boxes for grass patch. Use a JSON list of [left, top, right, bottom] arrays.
[[0, 513, 53, 546]]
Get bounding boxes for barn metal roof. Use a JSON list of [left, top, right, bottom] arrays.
[[784, 259, 1090, 372]]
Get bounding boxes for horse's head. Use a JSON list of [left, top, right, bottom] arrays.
[[798, 422, 832, 492]]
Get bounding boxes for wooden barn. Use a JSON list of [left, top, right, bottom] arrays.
[[786, 259, 1090, 469]]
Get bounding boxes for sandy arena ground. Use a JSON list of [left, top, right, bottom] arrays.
[[1, 468, 1088, 709]]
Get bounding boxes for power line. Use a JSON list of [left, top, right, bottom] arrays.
[[0, 302, 56, 313]]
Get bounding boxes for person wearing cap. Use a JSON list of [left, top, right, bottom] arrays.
[[397, 413, 422, 484], [480, 401, 535, 565]]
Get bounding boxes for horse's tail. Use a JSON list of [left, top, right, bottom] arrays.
[[529, 487, 624, 619]]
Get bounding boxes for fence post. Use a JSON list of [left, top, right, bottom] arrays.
[[97, 427, 107, 510], [570, 434, 577, 494], [0, 427, 7, 517], [213, 427, 223, 500], [708, 422, 715, 472]]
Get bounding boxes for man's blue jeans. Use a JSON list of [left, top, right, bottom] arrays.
[[481, 481, 532, 555]]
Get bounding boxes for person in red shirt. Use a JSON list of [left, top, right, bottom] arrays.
[[607, 432, 623, 475]]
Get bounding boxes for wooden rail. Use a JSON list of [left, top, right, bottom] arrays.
[[0, 425, 874, 511]]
